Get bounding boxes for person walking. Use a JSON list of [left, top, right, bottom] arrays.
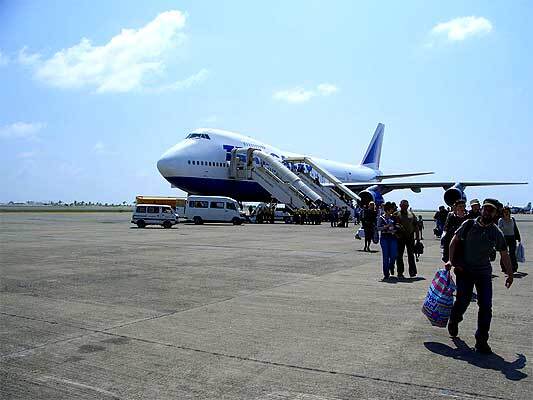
[[446, 199, 514, 354], [377, 202, 399, 280], [417, 215, 424, 240], [498, 206, 521, 272], [362, 202, 377, 252], [441, 200, 467, 263], [433, 206, 448, 238], [467, 199, 481, 220], [394, 200, 420, 278]]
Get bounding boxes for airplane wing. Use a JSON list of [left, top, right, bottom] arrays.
[[341, 181, 528, 193], [377, 172, 434, 180]]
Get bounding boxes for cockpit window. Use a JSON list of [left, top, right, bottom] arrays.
[[186, 133, 211, 140]]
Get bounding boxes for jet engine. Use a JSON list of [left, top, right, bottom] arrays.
[[358, 186, 384, 206], [443, 183, 467, 207]]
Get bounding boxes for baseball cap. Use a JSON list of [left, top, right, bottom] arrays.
[[470, 199, 480, 206], [482, 198, 499, 209], [454, 199, 466, 206]]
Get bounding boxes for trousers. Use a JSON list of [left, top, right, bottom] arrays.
[[449, 269, 492, 342], [396, 237, 417, 277], [380, 235, 397, 278]]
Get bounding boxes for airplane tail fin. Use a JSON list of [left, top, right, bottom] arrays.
[[360, 123, 384, 170]]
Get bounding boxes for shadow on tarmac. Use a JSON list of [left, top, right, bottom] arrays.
[[424, 338, 528, 381], [513, 272, 528, 279], [381, 276, 426, 284]]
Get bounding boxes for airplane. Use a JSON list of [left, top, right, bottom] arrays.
[[510, 202, 532, 214], [156, 124, 527, 207]]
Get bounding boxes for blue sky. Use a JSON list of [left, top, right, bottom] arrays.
[[0, 0, 531, 208]]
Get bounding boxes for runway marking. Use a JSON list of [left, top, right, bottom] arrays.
[[35, 375, 121, 399]]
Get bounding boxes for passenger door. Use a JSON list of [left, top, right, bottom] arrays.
[[210, 201, 226, 221]]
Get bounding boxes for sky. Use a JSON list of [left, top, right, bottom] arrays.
[[0, 0, 532, 209]]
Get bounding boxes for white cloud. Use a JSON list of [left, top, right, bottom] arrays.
[[273, 87, 315, 104], [0, 51, 9, 66], [0, 122, 45, 139], [431, 16, 493, 41], [19, 10, 206, 93], [148, 68, 209, 93], [18, 47, 41, 65], [273, 83, 339, 104], [317, 83, 339, 96]]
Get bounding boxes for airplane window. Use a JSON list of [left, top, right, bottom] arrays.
[[186, 133, 211, 140], [192, 161, 195, 165], [188, 160, 191, 164], [209, 162, 212, 166], [201, 161, 204, 166]]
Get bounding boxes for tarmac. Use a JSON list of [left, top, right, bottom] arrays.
[[1, 212, 531, 399]]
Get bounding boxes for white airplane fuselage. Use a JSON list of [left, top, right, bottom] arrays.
[[157, 128, 380, 202]]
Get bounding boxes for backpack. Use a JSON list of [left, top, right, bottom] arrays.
[[450, 219, 475, 268]]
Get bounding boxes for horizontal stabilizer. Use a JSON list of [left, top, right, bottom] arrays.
[[378, 172, 434, 180]]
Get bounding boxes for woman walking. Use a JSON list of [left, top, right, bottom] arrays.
[[362, 202, 377, 252], [498, 206, 521, 272], [377, 202, 398, 280]]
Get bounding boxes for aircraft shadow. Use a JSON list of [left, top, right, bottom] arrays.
[[424, 338, 528, 381]]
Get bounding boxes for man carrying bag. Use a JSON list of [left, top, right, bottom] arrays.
[[446, 199, 514, 354]]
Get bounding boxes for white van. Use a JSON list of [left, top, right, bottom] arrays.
[[131, 204, 178, 228], [185, 196, 244, 225]]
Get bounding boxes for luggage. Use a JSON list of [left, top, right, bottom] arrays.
[[516, 242, 525, 263], [414, 240, 424, 255], [422, 269, 456, 327]]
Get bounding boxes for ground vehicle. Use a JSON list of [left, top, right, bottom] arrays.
[[184, 196, 244, 225], [131, 204, 178, 228], [274, 204, 292, 223], [135, 196, 186, 216]]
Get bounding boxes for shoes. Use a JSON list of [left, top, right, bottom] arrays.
[[447, 321, 458, 337], [475, 340, 493, 355], [397, 274, 405, 279]]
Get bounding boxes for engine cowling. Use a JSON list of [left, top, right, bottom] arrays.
[[443, 183, 467, 207], [359, 187, 384, 206]]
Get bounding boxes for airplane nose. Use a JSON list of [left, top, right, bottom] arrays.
[[157, 154, 175, 177]]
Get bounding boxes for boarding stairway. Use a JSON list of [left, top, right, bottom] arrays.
[[284, 156, 360, 206], [228, 148, 321, 210]]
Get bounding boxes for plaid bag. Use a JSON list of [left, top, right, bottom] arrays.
[[422, 269, 456, 327]]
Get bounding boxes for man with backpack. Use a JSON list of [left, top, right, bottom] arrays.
[[446, 198, 514, 354]]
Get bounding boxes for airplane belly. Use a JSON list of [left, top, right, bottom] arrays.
[[165, 176, 272, 202]]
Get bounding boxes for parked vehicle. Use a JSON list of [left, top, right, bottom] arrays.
[[135, 195, 186, 216], [184, 196, 244, 225], [274, 204, 292, 223], [131, 204, 178, 228]]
